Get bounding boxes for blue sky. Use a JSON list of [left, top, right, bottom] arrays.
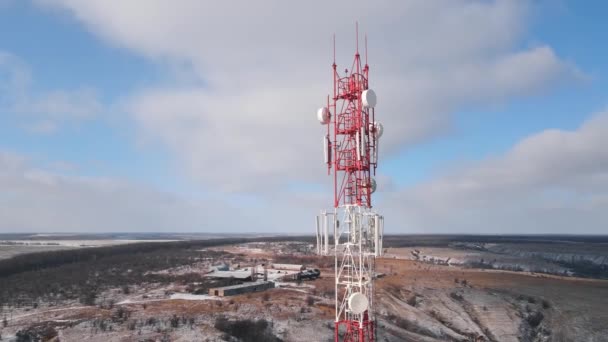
[[0, 2, 166, 183], [0, 1, 607, 234], [387, 2, 608, 187]]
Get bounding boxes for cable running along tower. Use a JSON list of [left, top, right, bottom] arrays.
[[316, 25, 384, 342]]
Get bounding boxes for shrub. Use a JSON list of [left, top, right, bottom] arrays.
[[79, 288, 97, 306], [127, 320, 137, 330], [214, 316, 281, 342], [112, 307, 130, 323], [450, 292, 463, 301], [98, 319, 108, 332], [146, 317, 157, 326], [527, 311, 544, 328], [170, 315, 180, 328], [406, 295, 417, 307], [15, 325, 58, 342]]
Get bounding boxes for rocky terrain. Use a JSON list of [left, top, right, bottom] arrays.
[[374, 258, 608, 341], [390, 239, 608, 279]]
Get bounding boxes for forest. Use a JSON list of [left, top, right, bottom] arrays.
[[0, 236, 311, 309]]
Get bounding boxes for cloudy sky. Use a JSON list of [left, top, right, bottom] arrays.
[[0, 0, 607, 234]]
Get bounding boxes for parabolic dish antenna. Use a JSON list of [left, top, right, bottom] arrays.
[[362, 89, 377, 108], [317, 107, 330, 125], [374, 121, 383, 139], [348, 292, 369, 314], [370, 178, 377, 194]]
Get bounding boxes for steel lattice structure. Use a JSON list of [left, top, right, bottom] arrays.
[[316, 26, 384, 342]]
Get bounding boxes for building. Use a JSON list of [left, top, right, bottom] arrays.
[[205, 270, 253, 281], [271, 263, 305, 271], [208, 281, 275, 297], [211, 263, 229, 271]]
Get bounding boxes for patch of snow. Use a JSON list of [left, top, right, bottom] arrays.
[[274, 281, 315, 289], [1, 239, 178, 247], [169, 293, 221, 301]]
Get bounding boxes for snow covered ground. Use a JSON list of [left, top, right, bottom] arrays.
[[0, 239, 177, 247], [169, 293, 221, 301]]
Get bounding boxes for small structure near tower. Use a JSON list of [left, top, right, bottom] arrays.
[[208, 281, 275, 297]]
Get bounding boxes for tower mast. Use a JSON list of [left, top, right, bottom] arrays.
[[316, 26, 384, 342]]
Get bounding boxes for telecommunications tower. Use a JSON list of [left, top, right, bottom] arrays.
[[315, 25, 384, 342]]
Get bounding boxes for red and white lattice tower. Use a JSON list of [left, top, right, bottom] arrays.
[[316, 25, 384, 342]]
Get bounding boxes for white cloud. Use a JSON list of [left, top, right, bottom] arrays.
[[6, 1, 599, 234], [384, 111, 608, 234], [0, 52, 102, 133], [35, 0, 583, 192], [0, 150, 274, 232], [3, 106, 607, 233]]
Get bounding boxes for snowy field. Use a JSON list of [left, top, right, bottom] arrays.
[[0, 239, 177, 260]]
